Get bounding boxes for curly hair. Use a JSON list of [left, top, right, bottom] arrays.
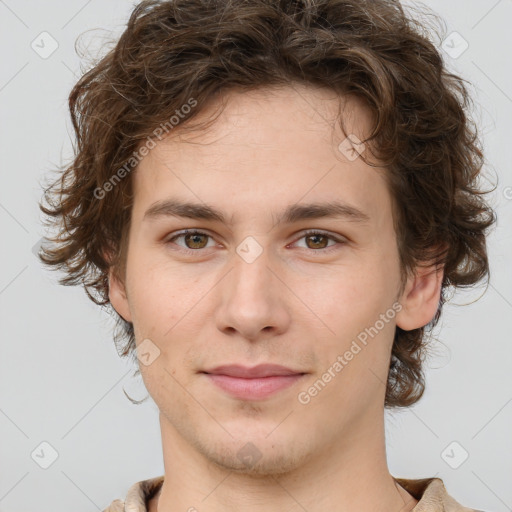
[[38, 0, 496, 408]]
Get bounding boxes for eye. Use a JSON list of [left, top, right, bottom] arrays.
[[291, 230, 346, 253], [165, 230, 217, 254]]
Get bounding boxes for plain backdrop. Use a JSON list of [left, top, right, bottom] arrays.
[[0, 1, 511, 511]]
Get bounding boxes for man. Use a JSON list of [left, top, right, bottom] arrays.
[[39, 0, 495, 510]]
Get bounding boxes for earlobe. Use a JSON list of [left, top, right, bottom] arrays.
[[395, 263, 444, 331], [108, 266, 133, 323]]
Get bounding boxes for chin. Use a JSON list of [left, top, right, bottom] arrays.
[[193, 422, 314, 477], [204, 439, 310, 477]]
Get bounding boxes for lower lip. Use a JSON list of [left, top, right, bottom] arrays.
[[203, 373, 305, 400]]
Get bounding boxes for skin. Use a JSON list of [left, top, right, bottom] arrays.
[[109, 83, 443, 512]]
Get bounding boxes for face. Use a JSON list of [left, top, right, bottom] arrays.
[[109, 84, 438, 476]]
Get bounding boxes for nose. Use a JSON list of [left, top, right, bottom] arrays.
[[214, 246, 291, 341]]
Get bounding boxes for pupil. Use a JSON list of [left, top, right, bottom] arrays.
[[187, 233, 205, 248], [309, 235, 326, 249]]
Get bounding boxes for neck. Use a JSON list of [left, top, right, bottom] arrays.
[[150, 408, 418, 512]]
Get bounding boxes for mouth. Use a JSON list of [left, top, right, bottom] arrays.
[[200, 364, 307, 400]]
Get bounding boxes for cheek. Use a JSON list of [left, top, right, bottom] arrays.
[[313, 262, 393, 319], [303, 255, 399, 361], [125, 250, 186, 334]]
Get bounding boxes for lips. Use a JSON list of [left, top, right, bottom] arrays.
[[201, 363, 304, 378], [201, 364, 307, 400]]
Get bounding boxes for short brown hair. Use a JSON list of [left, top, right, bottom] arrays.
[[39, 0, 496, 408]]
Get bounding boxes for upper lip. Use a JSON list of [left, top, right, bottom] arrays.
[[202, 364, 305, 378]]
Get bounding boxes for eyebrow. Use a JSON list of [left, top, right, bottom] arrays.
[[143, 198, 371, 225]]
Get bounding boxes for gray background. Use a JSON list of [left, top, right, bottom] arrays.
[[0, 0, 511, 510]]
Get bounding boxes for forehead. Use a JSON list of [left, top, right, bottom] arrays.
[[131, 84, 390, 227], [156, 84, 375, 153]]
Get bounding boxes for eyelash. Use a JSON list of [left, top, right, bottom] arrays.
[[165, 229, 346, 256]]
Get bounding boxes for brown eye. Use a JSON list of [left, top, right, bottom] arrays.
[[304, 233, 330, 249], [166, 230, 214, 252], [182, 232, 209, 249], [292, 230, 346, 254]]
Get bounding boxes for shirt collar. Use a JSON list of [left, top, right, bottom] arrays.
[[113, 475, 474, 512]]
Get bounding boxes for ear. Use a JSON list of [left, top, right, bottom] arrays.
[[108, 265, 133, 323], [395, 262, 444, 331]]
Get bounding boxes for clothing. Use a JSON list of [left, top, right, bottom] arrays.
[[102, 475, 484, 511]]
